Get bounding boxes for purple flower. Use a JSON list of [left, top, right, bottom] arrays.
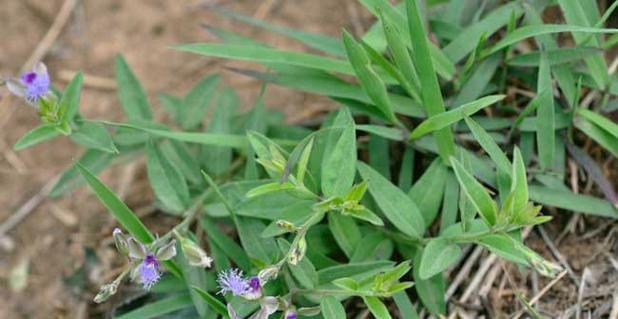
[[138, 253, 161, 290], [285, 311, 298, 319], [244, 276, 263, 300], [217, 268, 249, 296], [6, 63, 50, 103]]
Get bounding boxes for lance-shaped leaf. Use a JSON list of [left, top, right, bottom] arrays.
[[358, 161, 425, 238], [450, 157, 498, 226], [115, 55, 153, 121], [410, 95, 505, 140], [536, 53, 555, 170], [342, 31, 396, 123]]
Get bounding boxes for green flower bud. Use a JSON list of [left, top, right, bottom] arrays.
[[258, 266, 279, 283], [276, 220, 298, 232], [112, 228, 129, 255], [177, 234, 213, 268], [287, 236, 307, 266], [93, 282, 118, 303]]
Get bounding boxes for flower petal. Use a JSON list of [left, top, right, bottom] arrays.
[[127, 238, 147, 259], [33, 62, 48, 76], [156, 239, 177, 261], [6, 79, 26, 97]]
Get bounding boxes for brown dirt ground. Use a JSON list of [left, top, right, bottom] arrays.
[[0, 0, 617, 318]]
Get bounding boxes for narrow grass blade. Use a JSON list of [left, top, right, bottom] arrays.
[[410, 95, 505, 140], [406, 0, 455, 160], [536, 54, 555, 170], [175, 44, 353, 75], [487, 24, 618, 55]]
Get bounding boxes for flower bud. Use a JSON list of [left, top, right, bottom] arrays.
[[112, 228, 129, 255], [276, 220, 298, 232], [93, 282, 118, 303], [288, 236, 307, 265], [258, 266, 279, 283], [177, 235, 213, 268]]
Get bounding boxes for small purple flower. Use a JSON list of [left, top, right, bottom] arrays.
[[217, 268, 249, 296], [285, 312, 298, 319], [244, 276, 263, 300], [138, 253, 161, 290], [6, 63, 50, 103]]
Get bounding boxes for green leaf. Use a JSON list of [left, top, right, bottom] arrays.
[[405, 0, 455, 161], [439, 172, 459, 233], [529, 185, 618, 218], [230, 67, 425, 118], [321, 108, 357, 197], [409, 158, 448, 226], [13, 124, 61, 150], [450, 157, 498, 225], [413, 248, 446, 315], [510, 148, 529, 215], [487, 24, 618, 55], [393, 291, 420, 319], [477, 234, 529, 265], [236, 217, 279, 265], [180, 74, 220, 130], [363, 296, 393, 319], [558, 0, 609, 88], [343, 207, 384, 227], [147, 143, 189, 212], [49, 149, 114, 197], [507, 47, 602, 67], [318, 260, 394, 284], [452, 54, 501, 107], [464, 117, 512, 175], [176, 43, 352, 74], [158, 93, 184, 124], [216, 8, 344, 56], [350, 232, 393, 262], [102, 121, 248, 149], [342, 31, 396, 122], [577, 108, 618, 138], [115, 294, 193, 319], [115, 55, 153, 120], [536, 53, 555, 170], [202, 88, 239, 175], [419, 238, 462, 279], [357, 161, 425, 238], [328, 213, 361, 259], [574, 116, 618, 157], [359, 0, 455, 80], [410, 95, 505, 140], [77, 163, 153, 243], [381, 12, 420, 99], [191, 286, 229, 318], [320, 296, 346, 319], [443, 2, 524, 62], [70, 122, 118, 154], [356, 124, 404, 141], [57, 72, 83, 126]]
